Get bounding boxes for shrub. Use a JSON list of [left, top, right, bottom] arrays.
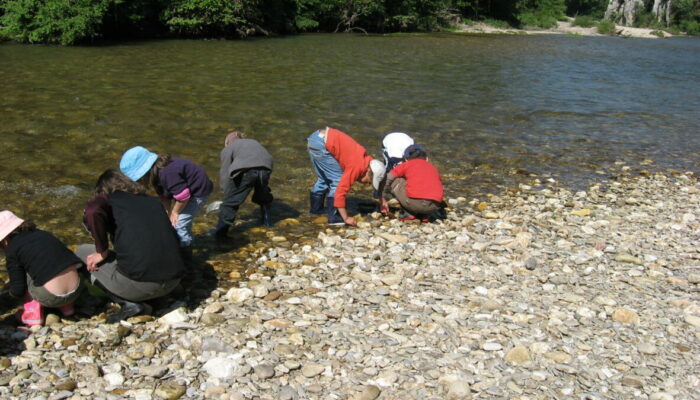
[[0, 0, 109, 44], [680, 19, 700, 35], [484, 18, 511, 29], [650, 29, 665, 37], [572, 15, 596, 27], [597, 19, 616, 34]]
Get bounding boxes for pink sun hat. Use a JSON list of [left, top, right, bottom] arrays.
[[0, 210, 24, 242]]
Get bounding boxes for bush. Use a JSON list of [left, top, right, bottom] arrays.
[[484, 18, 511, 29], [516, 0, 565, 29], [0, 0, 109, 44], [572, 15, 596, 27], [597, 18, 616, 34], [650, 29, 665, 37], [680, 19, 700, 35]]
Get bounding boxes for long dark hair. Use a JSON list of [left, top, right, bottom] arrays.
[[96, 169, 147, 195], [141, 154, 171, 195], [0, 221, 36, 248]]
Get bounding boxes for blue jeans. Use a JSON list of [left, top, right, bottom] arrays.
[[307, 130, 343, 198], [176, 195, 209, 247]]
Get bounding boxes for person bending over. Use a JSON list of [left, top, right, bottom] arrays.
[[307, 127, 385, 226], [211, 131, 274, 237]]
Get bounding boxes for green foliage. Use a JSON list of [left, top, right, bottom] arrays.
[[566, 0, 607, 18], [673, 0, 700, 35], [162, 0, 251, 37], [597, 18, 616, 34], [0, 0, 109, 44], [572, 15, 596, 27], [516, 0, 565, 29], [483, 18, 511, 29], [650, 29, 665, 37]]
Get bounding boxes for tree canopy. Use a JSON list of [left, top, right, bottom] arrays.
[[0, 0, 697, 44]]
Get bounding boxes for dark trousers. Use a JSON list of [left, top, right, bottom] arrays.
[[219, 168, 273, 225]]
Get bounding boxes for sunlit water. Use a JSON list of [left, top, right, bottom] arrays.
[[1, 33, 699, 279]]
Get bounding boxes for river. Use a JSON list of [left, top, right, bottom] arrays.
[[1, 33, 699, 277]]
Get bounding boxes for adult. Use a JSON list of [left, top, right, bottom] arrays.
[[77, 169, 185, 322], [307, 127, 385, 226], [211, 131, 274, 237]]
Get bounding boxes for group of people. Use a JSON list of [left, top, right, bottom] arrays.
[[0, 128, 444, 326]]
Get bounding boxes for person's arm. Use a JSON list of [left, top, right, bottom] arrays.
[[6, 252, 27, 298], [170, 189, 190, 226], [380, 172, 398, 214], [83, 195, 113, 271]]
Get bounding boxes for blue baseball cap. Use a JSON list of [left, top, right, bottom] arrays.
[[403, 144, 427, 159], [120, 146, 158, 181]]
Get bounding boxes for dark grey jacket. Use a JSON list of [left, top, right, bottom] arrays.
[[219, 138, 274, 190]]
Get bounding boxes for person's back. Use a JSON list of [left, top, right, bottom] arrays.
[[390, 158, 443, 203], [220, 138, 273, 188], [108, 191, 184, 282]]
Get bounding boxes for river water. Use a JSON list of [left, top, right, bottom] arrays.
[[1, 33, 699, 276]]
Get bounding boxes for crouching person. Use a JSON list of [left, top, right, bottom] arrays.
[[0, 211, 83, 326], [78, 169, 185, 323], [381, 144, 446, 221]]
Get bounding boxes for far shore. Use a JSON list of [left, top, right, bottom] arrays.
[[456, 18, 677, 39]]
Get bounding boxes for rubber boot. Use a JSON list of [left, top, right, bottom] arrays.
[[21, 293, 44, 326], [325, 197, 345, 225], [260, 203, 272, 227], [309, 192, 326, 214], [209, 220, 230, 238]]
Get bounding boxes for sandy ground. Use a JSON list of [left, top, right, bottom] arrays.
[[458, 19, 673, 39]]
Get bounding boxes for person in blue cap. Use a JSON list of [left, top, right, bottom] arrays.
[[120, 146, 213, 262]]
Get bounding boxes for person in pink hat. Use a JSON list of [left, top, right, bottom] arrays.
[[0, 211, 84, 326]]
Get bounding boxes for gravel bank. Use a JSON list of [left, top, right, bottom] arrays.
[[0, 170, 698, 400]]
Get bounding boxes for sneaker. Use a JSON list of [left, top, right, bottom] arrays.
[[58, 303, 75, 317], [21, 299, 44, 326]]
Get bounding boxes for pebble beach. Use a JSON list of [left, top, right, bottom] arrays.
[[0, 169, 699, 400]]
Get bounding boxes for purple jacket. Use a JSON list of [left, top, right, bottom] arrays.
[[158, 158, 213, 200]]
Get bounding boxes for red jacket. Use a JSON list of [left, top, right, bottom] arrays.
[[389, 159, 443, 202], [325, 128, 372, 208]]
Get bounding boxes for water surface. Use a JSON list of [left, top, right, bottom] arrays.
[[1, 34, 699, 275]]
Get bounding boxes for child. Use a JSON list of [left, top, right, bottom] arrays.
[[78, 169, 185, 323], [0, 210, 83, 326], [381, 144, 445, 221], [119, 146, 213, 259], [307, 127, 385, 226], [211, 131, 274, 237]]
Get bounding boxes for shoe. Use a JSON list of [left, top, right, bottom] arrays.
[[325, 197, 345, 225], [21, 297, 44, 326], [399, 209, 417, 222], [58, 303, 75, 317], [260, 203, 272, 226], [106, 300, 151, 323], [208, 221, 230, 238], [309, 192, 326, 214]]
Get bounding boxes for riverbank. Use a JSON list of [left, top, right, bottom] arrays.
[[457, 18, 675, 39], [1, 169, 699, 399]]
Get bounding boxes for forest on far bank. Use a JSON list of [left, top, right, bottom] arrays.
[[1, 0, 698, 45]]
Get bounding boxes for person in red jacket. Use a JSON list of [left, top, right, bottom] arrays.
[[307, 127, 385, 226], [381, 144, 445, 221]]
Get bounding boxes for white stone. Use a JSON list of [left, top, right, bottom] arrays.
[[227, 288, 254, 303]]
